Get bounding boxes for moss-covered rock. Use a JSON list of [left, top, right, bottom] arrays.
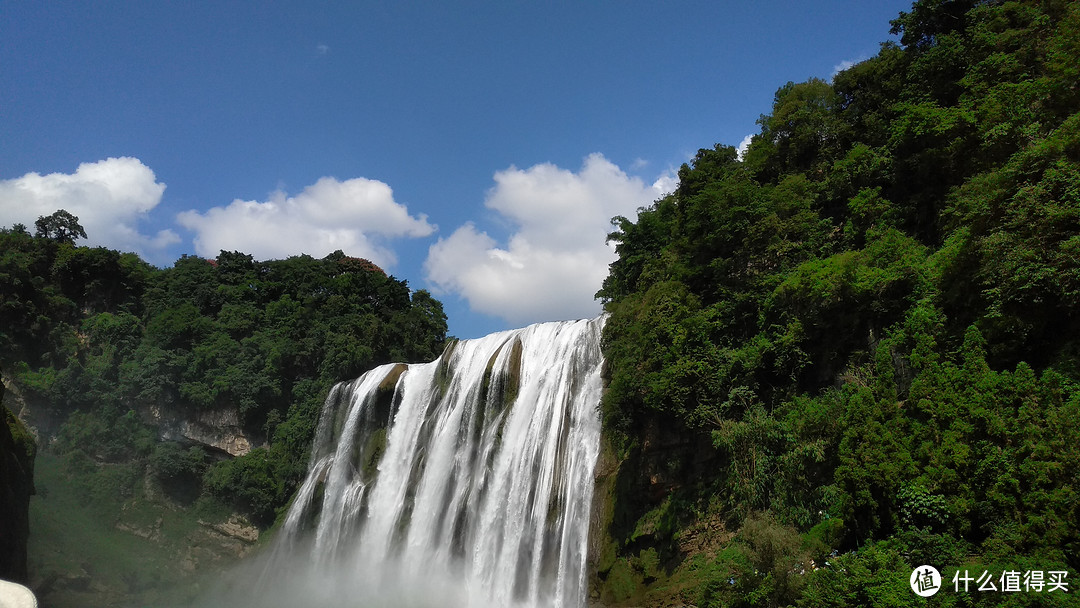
[[374, 363, 408, 423], [433, 339, 459, 400], [358, 427, 388, 482]]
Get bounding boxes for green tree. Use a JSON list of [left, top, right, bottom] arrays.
[[34, 209, 87, 244]]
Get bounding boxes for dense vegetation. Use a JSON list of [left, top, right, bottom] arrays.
[[596, 0, 1080, 606], [0, 216, 447, 526]]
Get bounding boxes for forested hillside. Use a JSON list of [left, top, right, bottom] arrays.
[[0, 213, 447, 603], [594, 0, 1080, 606], [1, 215, 447, 523]]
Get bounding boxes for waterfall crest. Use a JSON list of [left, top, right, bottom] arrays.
[[262, 317, 604, 608]]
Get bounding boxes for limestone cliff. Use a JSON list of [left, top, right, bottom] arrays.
[[150, 403, 253, 457], [588, 414, 720, 606]]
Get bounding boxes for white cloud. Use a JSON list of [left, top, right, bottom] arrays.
[[736, 134, 754, 160], [176, 176, 435, 267], [424, 154, 664, 325], [831, 56, 868, 79], [652, 172, 678, 196], [0, 157, 179, 254], [317, 43, 330, 55]]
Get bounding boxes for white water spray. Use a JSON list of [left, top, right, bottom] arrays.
[[261, 317, 604, 608]]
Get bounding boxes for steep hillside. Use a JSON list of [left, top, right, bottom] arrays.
[[593, 1, 1080, 606]]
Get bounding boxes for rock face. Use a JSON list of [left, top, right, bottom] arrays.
[[588, 413, 720, 604], [1, 365, 253, 459], [151, 404, 253, 457], [0, 371, 36, 583]]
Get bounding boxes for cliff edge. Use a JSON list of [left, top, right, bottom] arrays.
[[0, 369, 36, 583]]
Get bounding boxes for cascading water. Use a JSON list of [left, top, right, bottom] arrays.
[[252, 317, 604, 608]]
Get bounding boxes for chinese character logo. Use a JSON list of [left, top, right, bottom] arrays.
[[911, 565, 942, 597]]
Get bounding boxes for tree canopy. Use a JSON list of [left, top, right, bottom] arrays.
[[596, 1, 1080, 605], [33, 210, 86, 245], [0, 217, 448, 525]]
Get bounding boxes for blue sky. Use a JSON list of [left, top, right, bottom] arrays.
[[1, 0, 913, 339]]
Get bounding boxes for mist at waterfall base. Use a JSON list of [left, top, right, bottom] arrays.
[[197, 317, 605, 608]]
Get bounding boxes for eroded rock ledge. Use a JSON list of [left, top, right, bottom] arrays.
[[152, 404, 253, 457]]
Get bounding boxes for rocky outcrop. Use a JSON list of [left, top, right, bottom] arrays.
[[1, 364, 254, 459], [0, 370, 36, 583], [588, 413, 720, 605], [151, 404, 253, 457], [200, 515, 260, 546]]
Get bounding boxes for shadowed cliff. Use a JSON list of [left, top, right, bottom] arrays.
[[1, 367, 36, 583]]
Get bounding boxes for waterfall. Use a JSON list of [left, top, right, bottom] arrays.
[[258, 317, 604, 608]]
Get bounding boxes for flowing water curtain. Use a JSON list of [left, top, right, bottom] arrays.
[[268, 317, 605, 608]]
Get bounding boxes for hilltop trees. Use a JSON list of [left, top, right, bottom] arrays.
[[33, 210, 86, 245], [1, 213, 448, 526]]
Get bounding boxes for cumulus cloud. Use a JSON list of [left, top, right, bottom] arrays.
[[424, 154, 666, 325], [652, 173, 678, 196], [176, 176, 435, 267], [736, 134, 754, 160], [0, 157, 179, 254]]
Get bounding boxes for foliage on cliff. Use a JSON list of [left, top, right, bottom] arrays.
[[0, 217, 448, 525], [597, 1, 1080, 605]]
